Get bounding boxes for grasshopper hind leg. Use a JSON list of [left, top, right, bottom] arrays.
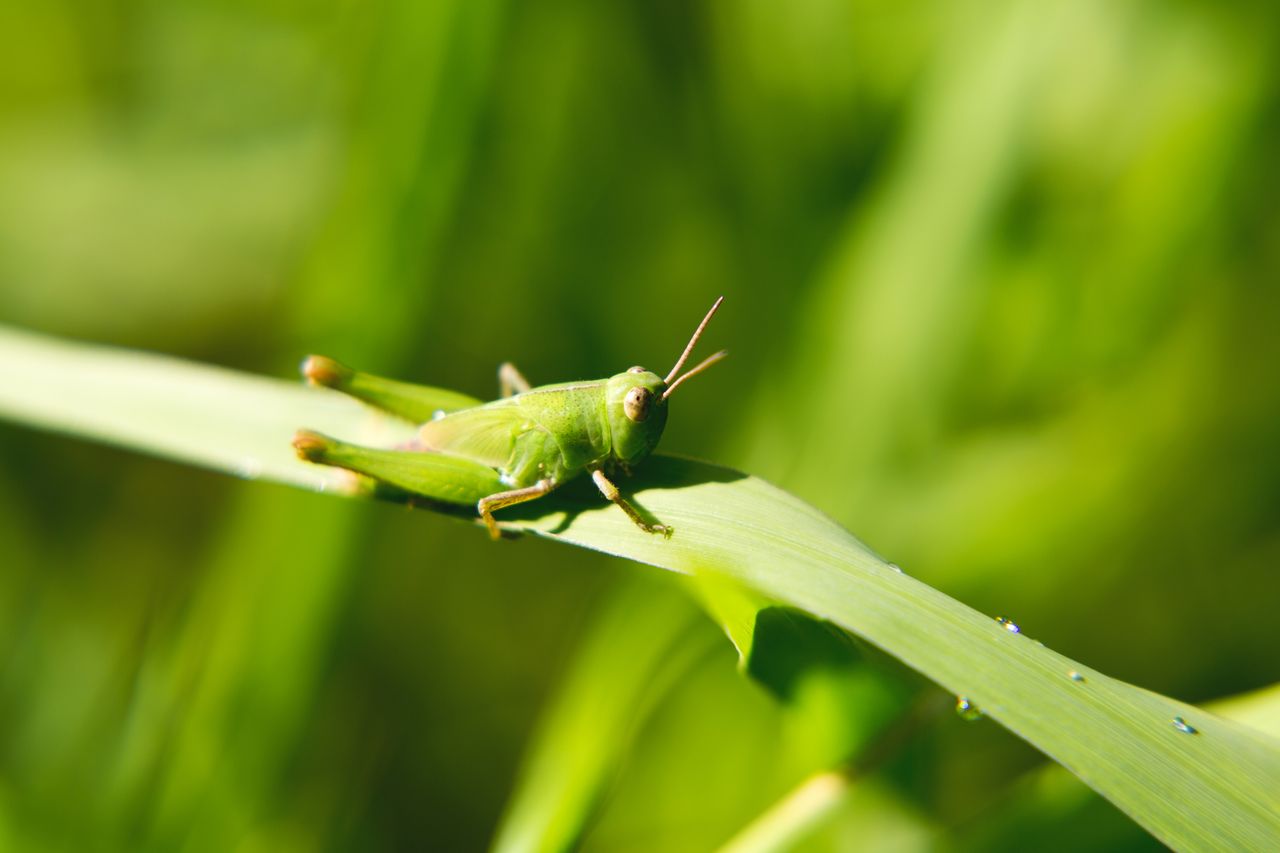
[[293, 430, 506, 509], [301, 356, 483, 423], [294, 430, 558, 538]]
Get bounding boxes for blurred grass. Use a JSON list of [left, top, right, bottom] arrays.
[[2, 0, 1280, 849]]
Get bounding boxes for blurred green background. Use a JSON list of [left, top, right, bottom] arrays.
[[2, 0, 1278, 849]]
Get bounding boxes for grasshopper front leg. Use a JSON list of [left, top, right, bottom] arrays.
[[590, 468, 672, 537]]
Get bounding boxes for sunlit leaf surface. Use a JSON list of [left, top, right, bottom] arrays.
[[2, 326, 1276, 850]]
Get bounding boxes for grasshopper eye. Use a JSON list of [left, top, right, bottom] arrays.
[[628, 366, 647, 374], [624, 386, 651, 422]]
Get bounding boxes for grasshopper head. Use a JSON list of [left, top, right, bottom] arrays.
[[605, 297, 728, 466], [606, 369, 670, 465]]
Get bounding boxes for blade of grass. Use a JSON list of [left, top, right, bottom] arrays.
[[715, 771, 849, 853], [0, 326, 1276, 851], [951, 683, 1280, 852], [507, 460, 1280, 851], [0, 325, 418, 491], [492, 572, 715, 853]]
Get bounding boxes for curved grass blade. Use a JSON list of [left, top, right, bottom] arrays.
[[497, 460, 1280, 850], [0, 325, 420, 491], [491, 573, 714, 853], [0, 325, 1276, 850]]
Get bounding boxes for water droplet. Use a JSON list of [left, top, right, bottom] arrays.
[[1171, 716, 1198, 735], [955, 697, 984, 721], [887, 563, 904, 573], [431, 409, 446, 421], [996, 616, 1021, 634], [1069, 671, 1085, 682], [236, 458, 262, 479]]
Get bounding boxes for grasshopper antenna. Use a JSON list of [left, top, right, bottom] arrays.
[[664, 296, 724, 385], [662, 349, 727, 400]]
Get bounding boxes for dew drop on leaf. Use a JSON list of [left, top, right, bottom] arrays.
[[956, 697, 984, 721], [1171, 716, 1198, 735], [996, 616, 1021, 634]]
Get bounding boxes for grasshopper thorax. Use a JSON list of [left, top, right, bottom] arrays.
[[605, 369, 669, 465]]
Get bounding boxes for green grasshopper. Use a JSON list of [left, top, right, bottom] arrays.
[[293, 297, 726, 539]]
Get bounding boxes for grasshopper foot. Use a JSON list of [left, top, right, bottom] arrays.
[[643, 522, 674, 538]]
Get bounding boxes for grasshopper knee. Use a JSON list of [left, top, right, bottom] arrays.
[[590, 469, 619, 500], [477, 479, 554, 539]]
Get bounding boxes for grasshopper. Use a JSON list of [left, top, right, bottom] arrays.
[[293, 297, 726, 539]]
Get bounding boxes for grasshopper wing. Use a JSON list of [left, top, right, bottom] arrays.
[[416, 400, 524, 469]]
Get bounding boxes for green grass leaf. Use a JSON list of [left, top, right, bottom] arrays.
[[0, 326, 419, 492], [491, 573, 715, 853], [1, 325, 1277, 850], [506, 459, 1280, 851]]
